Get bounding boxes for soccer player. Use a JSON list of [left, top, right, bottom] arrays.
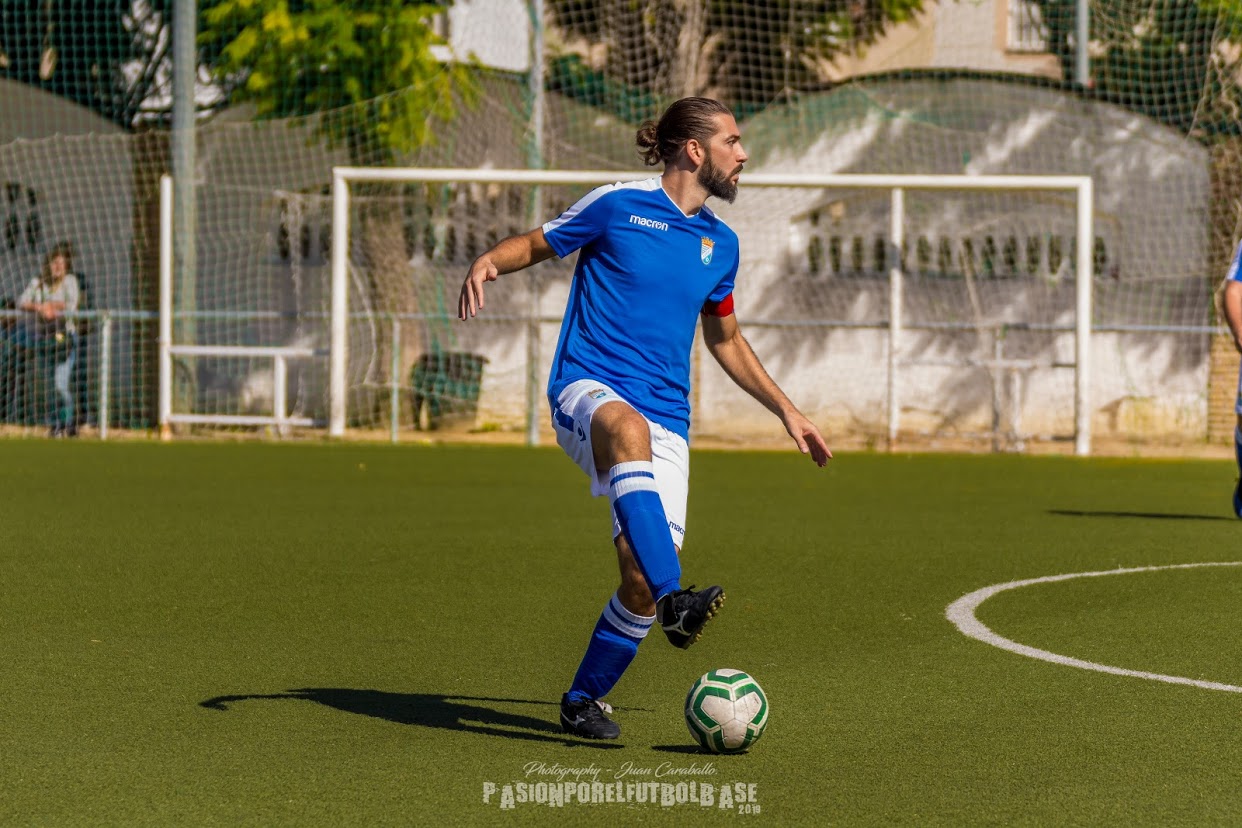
[[458, 97, 832, 739], [1222, 240, 1242, 517]]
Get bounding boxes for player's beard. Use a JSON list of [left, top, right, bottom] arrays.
[[698, 154, 740, 203]]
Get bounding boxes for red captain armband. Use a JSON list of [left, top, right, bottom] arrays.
[[701, 293, 735, 317]]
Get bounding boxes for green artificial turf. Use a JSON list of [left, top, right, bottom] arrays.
[[1, 441, 1239, 825]]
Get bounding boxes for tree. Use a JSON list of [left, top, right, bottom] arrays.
[[198, 0, 476, 165], [0, 0, 172, 128], [1034, 0, 1242, 134], [1032, 0, 1242, 312], [547, 0, 925, 108], [1032, 1, 1242, 326], [198, 0, 481, 424]]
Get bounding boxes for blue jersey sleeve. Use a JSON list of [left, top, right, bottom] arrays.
[[1228, 239, 1242, 283], [706, 247, 739, 303], [541, 184, 618, 259]]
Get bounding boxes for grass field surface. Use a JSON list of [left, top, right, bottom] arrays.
[[2, 441, 1240, 825]]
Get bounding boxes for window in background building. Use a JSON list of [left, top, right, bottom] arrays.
[[1008, 0, 1048, 52]]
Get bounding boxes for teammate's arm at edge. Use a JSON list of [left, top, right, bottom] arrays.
[[1224, 279, 1242, 355]]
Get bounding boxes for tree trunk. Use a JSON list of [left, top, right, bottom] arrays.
[[130, 127, 168, 428], [355, 194, 420, 429]]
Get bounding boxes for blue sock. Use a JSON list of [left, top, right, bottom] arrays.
[[1233, 427, 1242, 517], [608, 461, 681, 601], [566, 593, 655, 703]]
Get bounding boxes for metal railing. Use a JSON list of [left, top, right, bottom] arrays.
[[0, 307, 154, 439], [0, 307, 1229, 446]]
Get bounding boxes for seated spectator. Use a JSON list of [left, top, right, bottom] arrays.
[[0, 296, 17, 422], [17, 242, 81, 436]]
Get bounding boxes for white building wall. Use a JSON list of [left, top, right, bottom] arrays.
[[437, 0, 531, 73], [825, 0, 1060, 81]]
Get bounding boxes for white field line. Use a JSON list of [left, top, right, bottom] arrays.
[[946, 562, 1242, 693]]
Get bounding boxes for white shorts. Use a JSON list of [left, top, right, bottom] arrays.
[[551, 379, 689, 549]]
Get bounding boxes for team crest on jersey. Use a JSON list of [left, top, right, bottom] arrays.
[[700, 236, 715, 265]]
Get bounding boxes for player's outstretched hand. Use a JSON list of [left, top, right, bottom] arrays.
[[783, 411, 832, 467], [459, 258, 499, 320]]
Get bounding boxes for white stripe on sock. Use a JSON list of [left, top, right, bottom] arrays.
[[605, 595, 654, 640], [609, 593, 654, 627], [609, 460, 654, 479], [611, 475, 658, 499]]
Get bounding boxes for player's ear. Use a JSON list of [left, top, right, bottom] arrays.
[[686, 138, 704, 166]]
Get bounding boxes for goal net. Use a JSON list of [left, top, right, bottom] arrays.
[[0, 0, 1230, 448], [325, 168, 1094, 452]]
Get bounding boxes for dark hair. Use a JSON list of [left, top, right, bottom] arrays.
[[636, 97, 734, 167], [40, 241, 75, 285]]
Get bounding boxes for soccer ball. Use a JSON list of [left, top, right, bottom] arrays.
[[684, 669, 768, 754]]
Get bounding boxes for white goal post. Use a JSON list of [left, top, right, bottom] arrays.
[[158, 174, 329, 436], [328, 167, 1094, 453]]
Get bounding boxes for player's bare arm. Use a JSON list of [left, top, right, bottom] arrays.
[[20, 300, 65, 320], [1225, 266, 1242, 518], [458, 227, 556, 320], [1224, 280, 1242, 354], [701, 311, 832, 466]]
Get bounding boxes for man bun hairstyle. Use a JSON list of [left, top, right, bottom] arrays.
[[636, 97, 733, 167]]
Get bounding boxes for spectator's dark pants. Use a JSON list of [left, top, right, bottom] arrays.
[[40, 340, 76, 429], [0, 330, 75, 428]]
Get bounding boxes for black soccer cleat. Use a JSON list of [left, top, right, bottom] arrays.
[[657, 585, 725, 649], [560, 694, 621, 739], [1233, 477, 1242, 519]]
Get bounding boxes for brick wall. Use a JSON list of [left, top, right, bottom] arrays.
[[1208, 334, 1239, 443]]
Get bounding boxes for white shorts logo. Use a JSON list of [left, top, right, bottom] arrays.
[[553, 379, 690, 546]]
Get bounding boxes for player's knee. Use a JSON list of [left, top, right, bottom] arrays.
[[592, 403, 651, 465]]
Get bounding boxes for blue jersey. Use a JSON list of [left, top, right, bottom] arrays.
[[1229, 240, 1242, 282], [542, 177, 739, 440]]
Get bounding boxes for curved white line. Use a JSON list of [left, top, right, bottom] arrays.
[[946, 562, 1242, 693]]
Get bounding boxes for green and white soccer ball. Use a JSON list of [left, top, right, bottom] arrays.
[[684, 669, 768, 754]]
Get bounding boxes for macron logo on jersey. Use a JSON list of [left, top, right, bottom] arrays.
[[629, 214, 669, 231]]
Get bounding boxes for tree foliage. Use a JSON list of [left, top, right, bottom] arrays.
[[1035, 0, 1242, 134], [547, 0, 924, 107], [198, 0, 478, 165], [0, 0, 171, 128]]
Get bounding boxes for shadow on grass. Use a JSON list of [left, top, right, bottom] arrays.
[[1049, 509, 1235, 522], [200, 688, 624, 749]]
